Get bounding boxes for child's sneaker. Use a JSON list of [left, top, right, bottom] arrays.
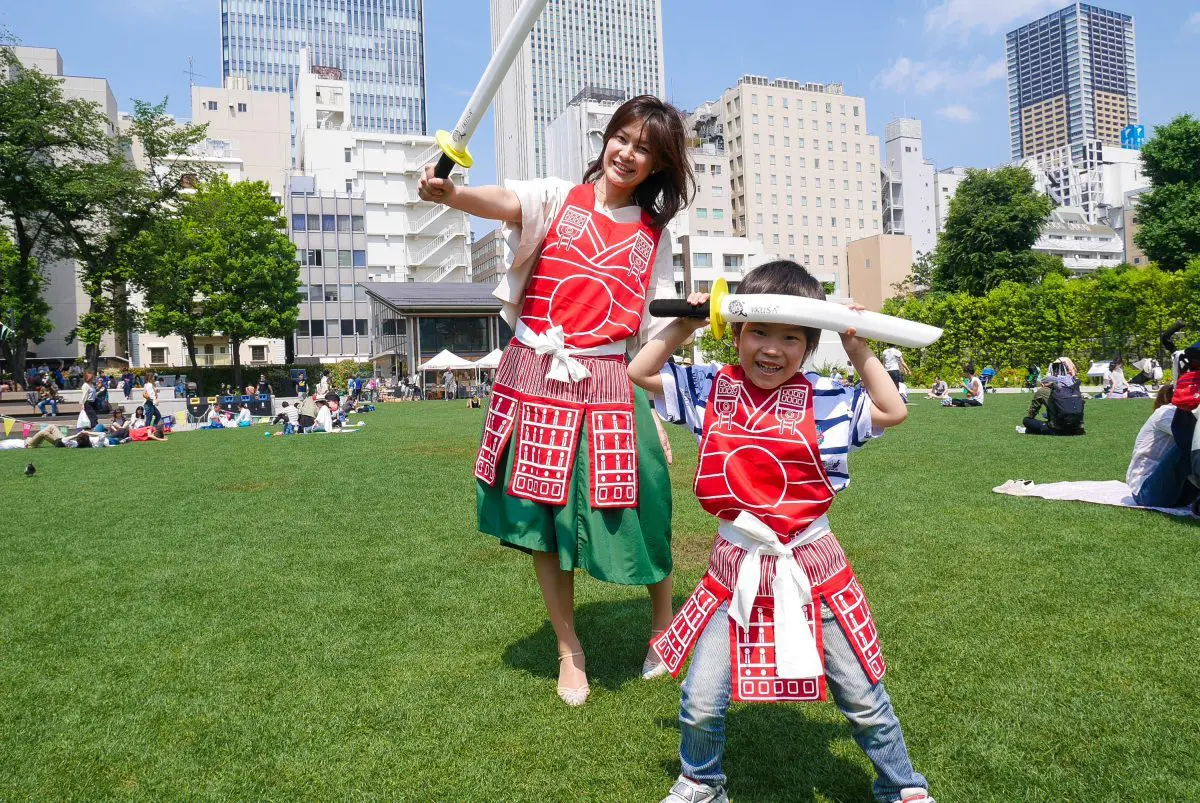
[[1015, 425, 1026, 434], [661, 776, 728, 803], [895, 789, 935, 803]]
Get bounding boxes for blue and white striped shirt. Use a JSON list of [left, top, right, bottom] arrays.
[[654, 361, 881, 493]]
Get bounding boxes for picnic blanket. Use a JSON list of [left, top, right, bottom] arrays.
[[993, 479, 1198, 519]]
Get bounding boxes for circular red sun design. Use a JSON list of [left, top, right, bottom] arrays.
[[723, 445, 787, 508], [548, 276, 614, 335]]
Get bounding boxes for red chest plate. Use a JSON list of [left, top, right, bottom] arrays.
[[694, 366, 835, 541], [518, 184, 660, 350]]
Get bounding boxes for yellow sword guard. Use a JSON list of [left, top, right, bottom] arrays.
[[435, 130, 474, 168], [709, 277, 729, 339]]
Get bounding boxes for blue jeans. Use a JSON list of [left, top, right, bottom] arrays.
[[679, 601, 927, 802], [37, 399, 59, 416], [144, 401, 161, 427], [1132, 444, 1193, 507]]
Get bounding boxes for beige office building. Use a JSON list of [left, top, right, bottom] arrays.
[[720, 75, 881, 295], [190, 77, 291, 196], [846, 234, 913, 312]]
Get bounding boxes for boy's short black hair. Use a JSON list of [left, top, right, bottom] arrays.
[[733, 260, 825, 363], [964, 363, 976, 375]]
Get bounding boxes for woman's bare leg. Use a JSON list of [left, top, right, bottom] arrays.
[[647, 573, 674, 633], [532, 552, 586, 690]]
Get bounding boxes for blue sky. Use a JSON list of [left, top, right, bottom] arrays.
[[3, 0, 1198, 193]]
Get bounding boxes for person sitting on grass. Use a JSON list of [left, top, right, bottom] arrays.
[[234, 403, 253, 427], [1128, 340, 1200, 510], [1024, 363, 1041, 392], [1104, 357, 1130, 399], [946, 364, 984, 407], [131, 406, 147, 430], [1017, 367, 1085, 436], [926, 376, 949, 400], [629, 260, 934, 803], [297, 394, 318, 431], [271, 401, 299, 434], [107, 408, 131, 441]]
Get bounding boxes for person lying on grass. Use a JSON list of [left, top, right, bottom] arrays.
[[628, 259, 934, 803]]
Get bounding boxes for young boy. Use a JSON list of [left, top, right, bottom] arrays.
[[949, 364, 983, 408], [628, 261, 932, 803]]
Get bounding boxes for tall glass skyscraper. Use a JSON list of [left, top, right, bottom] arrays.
[[1006, 3, 1137, 160], [490, 0, 665, 182], [220, 0, 427, 136]]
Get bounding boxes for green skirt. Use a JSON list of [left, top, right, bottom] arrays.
[[477, 385, 673, 586]]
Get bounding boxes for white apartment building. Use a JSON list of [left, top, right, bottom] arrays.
[[1034, 207, 1123, 275], [544, 87, 625, 183], [1019, 139, 1148, 224], [720, 75, 882, 296], [294, 60, 472, 285], [673, 235, 768, 296], [490, 0, 665, 182], [8, 46, 121, 364], [934, 167, 969, 233], [191, 77, 291, 197], [880, 118, 937, 257]]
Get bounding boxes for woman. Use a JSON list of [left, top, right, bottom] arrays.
[[419, 95, 693, 705], [80, 370, 99, 429], [142, 373, 161, 428]]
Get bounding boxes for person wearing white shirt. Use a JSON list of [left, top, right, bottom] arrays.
[[313, 400, 334, 433], [881, 346, 909, 388], [234, 404, 253, 427], [1127, 386, 1196, 507], [142, 373, 161, 427]]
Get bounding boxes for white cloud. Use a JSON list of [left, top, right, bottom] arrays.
[[876, 56, 1006, 95], [925, 0, 1063, 36], [938, 105, 976, 123]]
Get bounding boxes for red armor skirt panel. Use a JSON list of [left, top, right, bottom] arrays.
[[474, 342, 638, 509]]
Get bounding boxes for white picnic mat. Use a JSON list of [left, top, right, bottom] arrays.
[[993, 479, 1197, 519]]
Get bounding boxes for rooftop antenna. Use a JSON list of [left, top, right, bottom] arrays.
[[183, 56, 206, 91]]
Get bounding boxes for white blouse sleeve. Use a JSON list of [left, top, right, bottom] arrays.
[[638, 226, 678, 343], [492, 178, 576, 328]]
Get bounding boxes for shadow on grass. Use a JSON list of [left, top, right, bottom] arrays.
[[506, 601, 877, 801], [503, 598, 658, 690]]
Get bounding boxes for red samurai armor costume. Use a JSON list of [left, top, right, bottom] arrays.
[[475, 179, 676, 585], [652, 364, 886, 702]]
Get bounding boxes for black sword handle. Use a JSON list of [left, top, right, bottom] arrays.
[[648, 299, 711, 318], [433, 152, 458, 180]]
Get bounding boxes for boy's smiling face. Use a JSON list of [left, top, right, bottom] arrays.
[[734, 322, 810, 391]]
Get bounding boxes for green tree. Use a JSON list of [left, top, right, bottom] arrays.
[[1133, 115, 1200, 271], [891, 251, 938, 299], [933, 166, 1055, 296], [696, 327, 738, 364], [44, 99, 211, 368], [0, 229, 50, 377], [0, 45, 111, 384], [136, 218, 214, 368], [173, 176, 300, 388]]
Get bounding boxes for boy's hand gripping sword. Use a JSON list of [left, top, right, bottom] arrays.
[[649, 278, 944, 348], [432, 0, 552, 179]]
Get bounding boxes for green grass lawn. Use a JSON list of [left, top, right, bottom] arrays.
[[1, 394, 1196, 801]]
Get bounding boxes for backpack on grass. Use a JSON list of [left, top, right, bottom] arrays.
[[1049, 380, 1085, 432]]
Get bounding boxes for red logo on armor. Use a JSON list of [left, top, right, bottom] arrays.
[[775, 385, 809, 434]]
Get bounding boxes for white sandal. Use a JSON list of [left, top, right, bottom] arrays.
[[642, 630, 668, 680], [557, 651, 590, 706]]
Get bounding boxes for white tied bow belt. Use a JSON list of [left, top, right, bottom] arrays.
[[718, 511, 832, 680], [515, 322, 626, 384]]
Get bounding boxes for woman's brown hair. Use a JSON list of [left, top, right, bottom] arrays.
[[581, 95, 695, 229]]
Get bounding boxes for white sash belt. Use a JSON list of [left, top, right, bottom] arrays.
[[718, 511, 832, 680], [514, 321, 626, 384]]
